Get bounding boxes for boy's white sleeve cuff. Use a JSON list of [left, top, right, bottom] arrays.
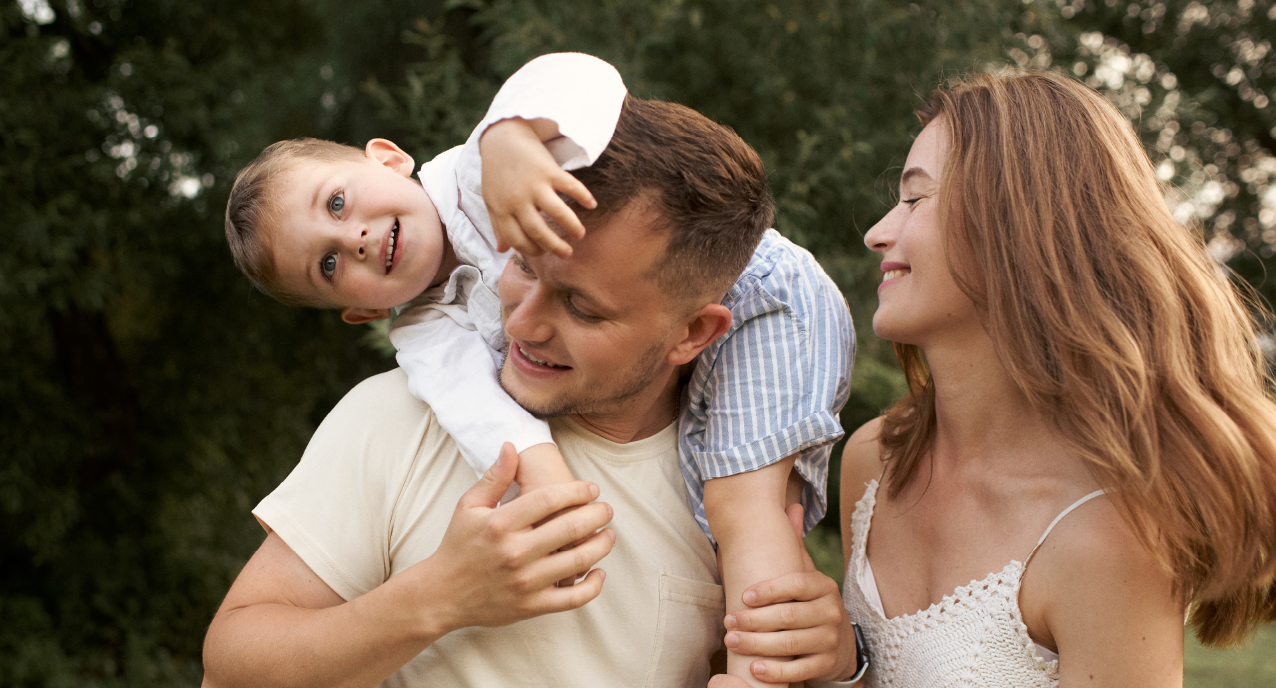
[[474, 52, 627, 170]]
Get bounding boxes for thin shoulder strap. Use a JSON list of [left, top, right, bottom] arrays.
[[1024, 490, 1107, 567]]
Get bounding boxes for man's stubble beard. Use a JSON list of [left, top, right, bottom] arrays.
[[499, 340, 669, 420]]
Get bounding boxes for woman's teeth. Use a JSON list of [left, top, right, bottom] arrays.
[[520, 345, 564, 368], [883, 268, 909, 281], [386, 222, 399, 270]]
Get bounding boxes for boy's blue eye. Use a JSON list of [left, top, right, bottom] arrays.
[[328, 192, 345, 216], [321, 253, 337, 279]]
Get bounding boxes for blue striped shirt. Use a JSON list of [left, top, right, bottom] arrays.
[[679, 229, 856, 543]]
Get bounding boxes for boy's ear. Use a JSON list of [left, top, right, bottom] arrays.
[[365, 139, 416, 178], [667, 303, 732, 367], [341, 307, 391, 325]]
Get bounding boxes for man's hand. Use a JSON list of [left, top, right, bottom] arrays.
[[708, 505, 858, 686], [203, 444, 616, 688], [480, 117, 597, 258], [429, 442, 616, 630]]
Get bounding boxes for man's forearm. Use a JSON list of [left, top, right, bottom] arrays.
[[203, 536, 452, 688]]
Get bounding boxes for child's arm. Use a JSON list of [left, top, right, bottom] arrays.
[[471, 52, 627, 258], [481, 117, 595, 258], [390, 297, 570, 490], [705, 458, 805, 688]]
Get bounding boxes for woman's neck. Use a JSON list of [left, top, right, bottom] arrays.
[[922, 332, 1067, 476]]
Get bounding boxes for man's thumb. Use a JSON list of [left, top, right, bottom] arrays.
[[461, 442, 519, 509]]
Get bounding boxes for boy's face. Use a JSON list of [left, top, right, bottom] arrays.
[[269, 139, 445, 315]]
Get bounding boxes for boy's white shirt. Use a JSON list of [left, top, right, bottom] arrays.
[[389, 53, 627, 476]]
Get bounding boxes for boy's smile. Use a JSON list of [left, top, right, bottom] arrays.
[[269, 139, 450, 317]]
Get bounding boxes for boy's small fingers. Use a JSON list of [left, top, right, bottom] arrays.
[[553, 171, 596, 210], [539, 192, 587, 240], [517, 208, 573, 257]]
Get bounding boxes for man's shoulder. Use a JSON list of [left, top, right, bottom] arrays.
[[327, 368, 435, 432]]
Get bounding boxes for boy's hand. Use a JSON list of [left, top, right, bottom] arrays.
[[480, 117, 597, 258]]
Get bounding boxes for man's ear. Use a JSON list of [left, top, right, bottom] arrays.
[[667, 303, 732, 366], [365, 139, 415, 178], [341, 307, 391, 325]]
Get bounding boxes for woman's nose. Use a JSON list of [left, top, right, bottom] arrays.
[[864, 209, 897, 253]]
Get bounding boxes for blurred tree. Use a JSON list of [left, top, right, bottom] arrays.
[[0, 0, 403, 684]]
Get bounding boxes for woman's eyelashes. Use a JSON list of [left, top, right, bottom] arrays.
[[328, 191, 345, 217], [321, 253, 338, 281]]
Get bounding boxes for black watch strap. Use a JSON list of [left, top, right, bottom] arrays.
[[849, 622, 870, 682]]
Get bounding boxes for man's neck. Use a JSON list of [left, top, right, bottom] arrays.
[[570, 373, 681, 444]]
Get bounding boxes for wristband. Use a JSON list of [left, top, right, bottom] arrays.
[[806, 623, 870, 686]]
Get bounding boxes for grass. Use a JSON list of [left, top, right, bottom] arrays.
[[802, 531, 1276, 685]]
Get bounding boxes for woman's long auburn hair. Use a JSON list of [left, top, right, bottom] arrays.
[[877, 70, 1276, 647]]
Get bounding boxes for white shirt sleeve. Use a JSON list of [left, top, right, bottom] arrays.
[[390, 268, 554, 477], [469, 52, 627, 170]]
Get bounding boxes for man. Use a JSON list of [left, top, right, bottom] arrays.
[[202, 96, 856, 688]]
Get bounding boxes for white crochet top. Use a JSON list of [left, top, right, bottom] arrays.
[[841, 480, 1105, 687]]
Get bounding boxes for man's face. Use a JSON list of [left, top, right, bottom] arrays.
[[269, 150, 445, 310], [498, 202, 685, 421]]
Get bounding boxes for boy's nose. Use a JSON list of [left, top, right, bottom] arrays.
[[344, 226, 370, 258]]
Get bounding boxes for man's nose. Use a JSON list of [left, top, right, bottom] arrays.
[[503, 287, 554, 344]]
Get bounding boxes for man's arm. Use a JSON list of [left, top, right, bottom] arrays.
[[202, 447, 615, 688]]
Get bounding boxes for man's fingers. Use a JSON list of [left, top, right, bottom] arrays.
[[747, 655, 834, 685], [500, 481, 606, 533], [458, 443, 520, 510], [726, 625, 837, 659], [741, 570, 837, 609], [534, 568, 607, 614], [525, 502, 614, 559], [525, 529, 614, 592], [516, 207, 574, 258]]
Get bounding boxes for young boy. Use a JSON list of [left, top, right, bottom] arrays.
[[225, 53, 853, 687]]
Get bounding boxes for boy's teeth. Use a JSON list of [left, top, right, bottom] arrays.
[[883, 269, 909, 281], [386, 222, 398, 269]]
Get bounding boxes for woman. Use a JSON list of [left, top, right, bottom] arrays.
[[837, 70, 1276, 686]]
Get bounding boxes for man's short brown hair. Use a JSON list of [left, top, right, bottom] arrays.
[[224, 138, 365, 306], [569, 95, 773, 303]]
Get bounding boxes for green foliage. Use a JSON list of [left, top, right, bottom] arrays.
[[6, 0, 1276, 683]]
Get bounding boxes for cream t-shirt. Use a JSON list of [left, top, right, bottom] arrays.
[[253, 369, 725, 688]]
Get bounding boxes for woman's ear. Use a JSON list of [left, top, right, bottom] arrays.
[[667, 304, 732, 366], [365, 139, 416, 178]]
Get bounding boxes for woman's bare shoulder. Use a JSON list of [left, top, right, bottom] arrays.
[[840, 418, 886, 510]]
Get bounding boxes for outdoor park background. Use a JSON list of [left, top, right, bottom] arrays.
[[5, 0, 1276, 684]]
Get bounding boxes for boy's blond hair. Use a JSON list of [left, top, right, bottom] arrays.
[[224, 138, 366, 306]]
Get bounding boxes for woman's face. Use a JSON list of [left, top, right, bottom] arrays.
[[864, 118, 979, 346]]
